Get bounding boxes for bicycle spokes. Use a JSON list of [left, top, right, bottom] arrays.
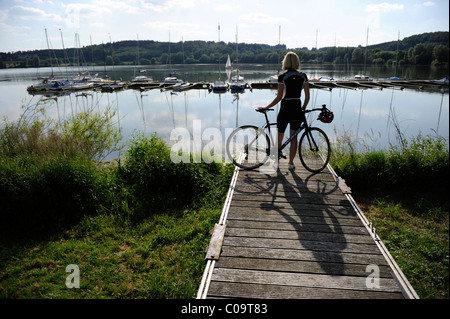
[[299, 127, 331, 173], [226, 125, 271, 170]]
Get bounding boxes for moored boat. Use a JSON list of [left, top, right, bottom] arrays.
[[211, 80, 228, 93]]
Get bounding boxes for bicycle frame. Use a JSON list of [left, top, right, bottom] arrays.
[[259, 109, 309, 155], [228, 105, 331, 172]]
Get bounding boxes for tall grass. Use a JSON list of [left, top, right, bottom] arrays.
[[1, 105, 233, 299], [330, 131, 449, 299], [0, 107, 231, 234], [329, 131, 449, 190], [121, 132, 233, 215], [0, 107, 122, 233]]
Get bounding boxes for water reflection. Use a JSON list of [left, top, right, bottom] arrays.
[[0, 65, 448, 159]]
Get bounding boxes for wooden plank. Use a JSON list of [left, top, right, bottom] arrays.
[[228, 203, 358, 216], [205, 224, 226, 260], [207, 281, 404, 299], [226, 210, 362, 226], [225, 227, 375, 244], [232, 184, 344, 197], [198, 156, 417, 299], [223, 236, 379, 254], [215, 256, 394, 278], [230, 194, 352, 206], [226, 219, 369, 235], [232, 191, 348, 201], [230, 199, 356, 212], [211, 268, 402, 293], [220, 246, 387, 266], [237, 171, 337, 183]]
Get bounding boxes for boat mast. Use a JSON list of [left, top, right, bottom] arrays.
[[235, 26, 239, 66], [59, 28, 70, 79], [44, 28, 54, 77], [395, 30, 400, 77], [364, 25, 369, 75]]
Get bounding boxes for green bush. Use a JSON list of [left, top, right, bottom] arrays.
[[0, 108, 122, 233], [0, 155, 109, 231], [330, 134, 449, 190], [121, 133, 232, 213]]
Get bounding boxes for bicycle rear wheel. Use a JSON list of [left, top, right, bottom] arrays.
[[298, 127, 331, 173], [226, 125, 271, 170]]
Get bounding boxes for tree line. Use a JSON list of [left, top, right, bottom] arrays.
[[1, 31, 448, 69]]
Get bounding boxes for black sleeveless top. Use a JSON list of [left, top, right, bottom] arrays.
[[276, 70, 308, 132], [277, 70, 308, 101]]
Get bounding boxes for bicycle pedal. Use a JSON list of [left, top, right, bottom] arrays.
[[279, 153, 287, 160]]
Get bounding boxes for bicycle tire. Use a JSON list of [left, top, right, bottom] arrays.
[[226, 125, 271, 170], [298, 127, 331, 173]]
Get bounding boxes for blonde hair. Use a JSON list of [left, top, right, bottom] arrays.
[[282, 51, 300, 70]]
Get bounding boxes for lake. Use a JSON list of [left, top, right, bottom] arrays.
[[0, 64, 448, 160]]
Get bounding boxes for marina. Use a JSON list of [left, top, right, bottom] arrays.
[[1, 64, 448, 160], [26, 73, 449, 95]]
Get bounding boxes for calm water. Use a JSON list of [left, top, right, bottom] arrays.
[[0, 64, 448, 160]]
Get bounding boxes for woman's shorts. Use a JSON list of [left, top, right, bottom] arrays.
[[276, 100, 305, 133]]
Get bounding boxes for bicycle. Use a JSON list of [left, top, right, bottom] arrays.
[[225, 104, 333, 173]]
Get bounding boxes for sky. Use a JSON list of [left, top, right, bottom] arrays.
[[0, 0, 448, 53]]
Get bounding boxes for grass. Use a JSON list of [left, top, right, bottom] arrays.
[[0, 208, 222, 298], [354, 189, 449, 299], [0, 109, 234, 299], [330, 131, 449, 299], [0, 105, 448, 299]]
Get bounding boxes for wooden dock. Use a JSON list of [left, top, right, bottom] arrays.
[[28, 78, 448, 96], [197, 159, 419, 299]]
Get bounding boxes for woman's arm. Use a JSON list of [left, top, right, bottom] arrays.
[[302, 82, 310, 111]]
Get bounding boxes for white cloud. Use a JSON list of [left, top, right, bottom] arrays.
[[9, 5, 63, 21], [365, 3, 404, 12], [0, 9, 8, 22], [239, 12, 289, 25], [214, 4, 241, 12], [92, 0, 142, 15], [63, 3, 111, 19], [423, 1, 436, 7], [143, 20, 205, 38], [140, 0, 197, 12]]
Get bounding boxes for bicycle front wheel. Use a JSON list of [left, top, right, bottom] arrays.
[[298, 127, 331, 173], [226, 125, 271, 170]]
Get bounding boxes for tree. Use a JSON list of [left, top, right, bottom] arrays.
[[351, 48, 365, 64], [31, 56, 40, 67], [432, 44, 449, 64]]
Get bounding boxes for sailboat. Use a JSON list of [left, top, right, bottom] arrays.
[[164, 32, 184, 86], [212, 79, 228, 93], [131, 35, 153, 84], [101, 36, 125, 91], [354, 25, 372, 81], [268, 25, 281, 83], [27, 28, 69, 93], [225, 55, 232, 70], [211, 24, 229, 93], [229, 26, 246, 92], [230, 70, 246, 92]]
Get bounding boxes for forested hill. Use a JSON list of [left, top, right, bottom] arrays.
[[1, 31, 448, 68], [367, 31, 449, 51]]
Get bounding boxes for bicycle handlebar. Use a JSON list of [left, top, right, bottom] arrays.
[[255, 108, 274, 113], [256, 104, 329, 113]]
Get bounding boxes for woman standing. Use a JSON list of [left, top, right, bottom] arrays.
[[258, 51, 310, 170]]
